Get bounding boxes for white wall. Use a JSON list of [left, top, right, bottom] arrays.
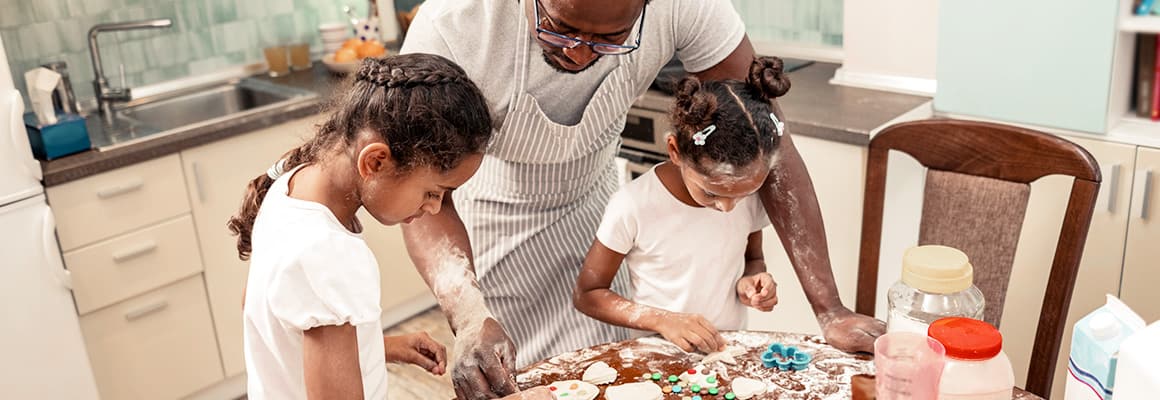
[[832, 0, 940, 95]]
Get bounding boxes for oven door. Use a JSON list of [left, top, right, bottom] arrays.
[[622, 107, 671, 155]]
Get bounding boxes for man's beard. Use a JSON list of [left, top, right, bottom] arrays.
[[541, 50, 600, 74]]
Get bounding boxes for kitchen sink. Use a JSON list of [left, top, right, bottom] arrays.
[[89, 78, 317, 150]]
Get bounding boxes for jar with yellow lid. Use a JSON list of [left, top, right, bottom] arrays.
[[886, 245, 986, 334]]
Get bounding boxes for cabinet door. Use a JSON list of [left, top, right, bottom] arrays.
[[1122, 146, 1160, 323], [747, 135, 868, 334], [181, 117, 316, 376], [1002, 137, 1134, 399], [934, 0, 1118, 134]]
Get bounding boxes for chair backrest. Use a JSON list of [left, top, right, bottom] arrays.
[[855, 119, 1101, 397]]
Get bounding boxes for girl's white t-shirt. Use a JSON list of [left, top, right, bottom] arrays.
[[596, 167, 769, 331], [243, 166, 387, 399]]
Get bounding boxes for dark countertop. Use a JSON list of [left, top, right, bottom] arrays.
[[41, 61, 930, 187]]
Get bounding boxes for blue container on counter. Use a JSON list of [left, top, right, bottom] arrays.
[[23, 112, 91, 160]]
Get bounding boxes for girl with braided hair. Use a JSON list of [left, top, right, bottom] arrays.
[[228, 53, 550, 399], [574, 57, 790, 353]]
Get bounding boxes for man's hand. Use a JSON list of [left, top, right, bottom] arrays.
[[384, 332, 447, 375], [818, 307, 886, 354], [451, 317, 519, 400], [736, 272, 778, 312]]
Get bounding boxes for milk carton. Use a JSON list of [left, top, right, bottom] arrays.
[[1063, 295, 1145, 400], [1112, 321, 1160, 400]]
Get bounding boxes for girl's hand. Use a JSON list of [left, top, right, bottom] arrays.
[[384, 332, 448, 375], [652, 312, 724, 353], [737, 272, 778, 312]]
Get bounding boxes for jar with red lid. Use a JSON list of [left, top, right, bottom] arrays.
[[928, 317, 1014, 400]]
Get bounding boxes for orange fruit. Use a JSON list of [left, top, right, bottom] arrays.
[[357, 40, 386, 59], [334, 48, 358, 63], [342, 38, 362, 50]]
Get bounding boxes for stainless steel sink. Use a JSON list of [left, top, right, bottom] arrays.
[[89, 78, 317, 150]]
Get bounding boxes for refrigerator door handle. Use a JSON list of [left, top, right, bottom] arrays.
[[6, 90, 41, 182], [40, 206, 72, 290]]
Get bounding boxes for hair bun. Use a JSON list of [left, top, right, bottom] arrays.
[[672, 76, 718, 132], [747, 56, 791, 100]]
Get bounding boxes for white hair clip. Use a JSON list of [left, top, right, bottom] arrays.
[[692, 125, 716, 146], [267, 159, 287, 179], [770, 113, 785, 137]]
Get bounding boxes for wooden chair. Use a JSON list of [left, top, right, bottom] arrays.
[[855, 119, 1101, 397]]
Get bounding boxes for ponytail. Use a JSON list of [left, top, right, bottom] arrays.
[[227, 139, 320, 260], [746, 56, 790, 100]]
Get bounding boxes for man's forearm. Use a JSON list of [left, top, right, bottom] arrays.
[[760, 132, 846, 317], [401, 196, 490, 332]]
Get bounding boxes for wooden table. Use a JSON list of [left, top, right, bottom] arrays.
[[516, 331, 1044, 400]]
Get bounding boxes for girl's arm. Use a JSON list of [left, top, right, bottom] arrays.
[[304, 324, 364, 400], [573, 240, 723, 353], [737, 231, 779, 312]]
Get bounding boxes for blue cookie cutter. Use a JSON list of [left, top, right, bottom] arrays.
[[761, 342, 811, 371]]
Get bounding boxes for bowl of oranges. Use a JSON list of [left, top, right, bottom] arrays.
[[322, 38, 388, 74]]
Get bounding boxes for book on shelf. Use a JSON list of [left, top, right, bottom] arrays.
[[1138, 34, 1156, 118], [1152, 35, 1160, 121], [1138, 0, 1157, 15]]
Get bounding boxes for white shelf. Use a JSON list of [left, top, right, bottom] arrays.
[[1121, 16, 1160, 33], [1108, 115, 1160, 149]]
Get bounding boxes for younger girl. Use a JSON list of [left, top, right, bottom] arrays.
[[229, 54, 548, 399], [574, 57, 789, 353]]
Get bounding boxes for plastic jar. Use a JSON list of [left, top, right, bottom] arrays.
[[928, 317, 1014, 400], [886, 245, 985, 334]]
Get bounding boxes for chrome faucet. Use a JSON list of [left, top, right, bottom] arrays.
[[87, 19, 172, 123]]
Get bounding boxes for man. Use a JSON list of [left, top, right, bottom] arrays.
[[399, 0, 886, 398]]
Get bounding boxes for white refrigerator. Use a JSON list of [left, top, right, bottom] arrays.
[[0, 36, 101, 399]]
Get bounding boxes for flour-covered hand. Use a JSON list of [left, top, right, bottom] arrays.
[[818, 307, 886, 354], [452, 317, 518, 400], [652, 312, 724, 353], [736, 272, 778, 312]]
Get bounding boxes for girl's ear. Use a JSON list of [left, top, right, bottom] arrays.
[[665, 133, 682, 166], [357, 142, 394, 178]]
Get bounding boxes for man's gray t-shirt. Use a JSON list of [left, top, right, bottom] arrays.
[[401, 0, 745, 128]]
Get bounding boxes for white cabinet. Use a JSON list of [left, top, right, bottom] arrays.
[[1121, 146, 1160, 323], [747, 135, 868, 334], [181, 117, 316, 377], [1001, 136, 1136, 399], [358, 209, 434, 322]]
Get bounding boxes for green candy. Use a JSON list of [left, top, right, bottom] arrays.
[[725, 392, 736, 400], [691, 384, 701, 392], [668, 375, 679, 383], [651, 372, 662, 380], [709, 387, 719, 395], [706, 376, 717, 384]]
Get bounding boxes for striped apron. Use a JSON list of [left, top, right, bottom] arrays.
[[452, 8, 637, 368]]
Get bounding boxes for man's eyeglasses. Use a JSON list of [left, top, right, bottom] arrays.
[[534, 0, 645, 56]]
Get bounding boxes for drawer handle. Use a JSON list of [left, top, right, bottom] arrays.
[[1139, 170, 1153, 220], [111, 240, 158, 263], [124, 300, 169, 321], [96, 179, 145, 199]]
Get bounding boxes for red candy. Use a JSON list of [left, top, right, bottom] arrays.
[[688, 368, 697, 374], [549, 386, 557, 391]]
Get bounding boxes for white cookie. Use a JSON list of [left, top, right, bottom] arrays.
[[702, 345, 747, 365], [731, 377, 767, 400], [604, 382, 663, 400], [678, 364, 719, 389], [581, 361, 618, 385], [546, 380, 598, 400]]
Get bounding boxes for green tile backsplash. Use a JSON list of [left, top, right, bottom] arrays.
[[1, 0, 367, 103], [732, 0, 844, 48]]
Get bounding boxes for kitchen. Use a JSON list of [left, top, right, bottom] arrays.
[[2, 0, 1159, 399]]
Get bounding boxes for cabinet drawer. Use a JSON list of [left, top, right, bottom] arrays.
[[47, 155, 190, 251], [65, 215, 204, 315], [80, 275, 223, 400]]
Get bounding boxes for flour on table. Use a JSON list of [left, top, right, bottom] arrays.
[[546, 380, 597, 400], [581, 361, 617, 385], [604, 382, 663, 400], [731, 377, 767, 400]]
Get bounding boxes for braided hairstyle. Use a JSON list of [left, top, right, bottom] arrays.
[[669, 56, 790, 176], [228, 53, 492, 260]]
